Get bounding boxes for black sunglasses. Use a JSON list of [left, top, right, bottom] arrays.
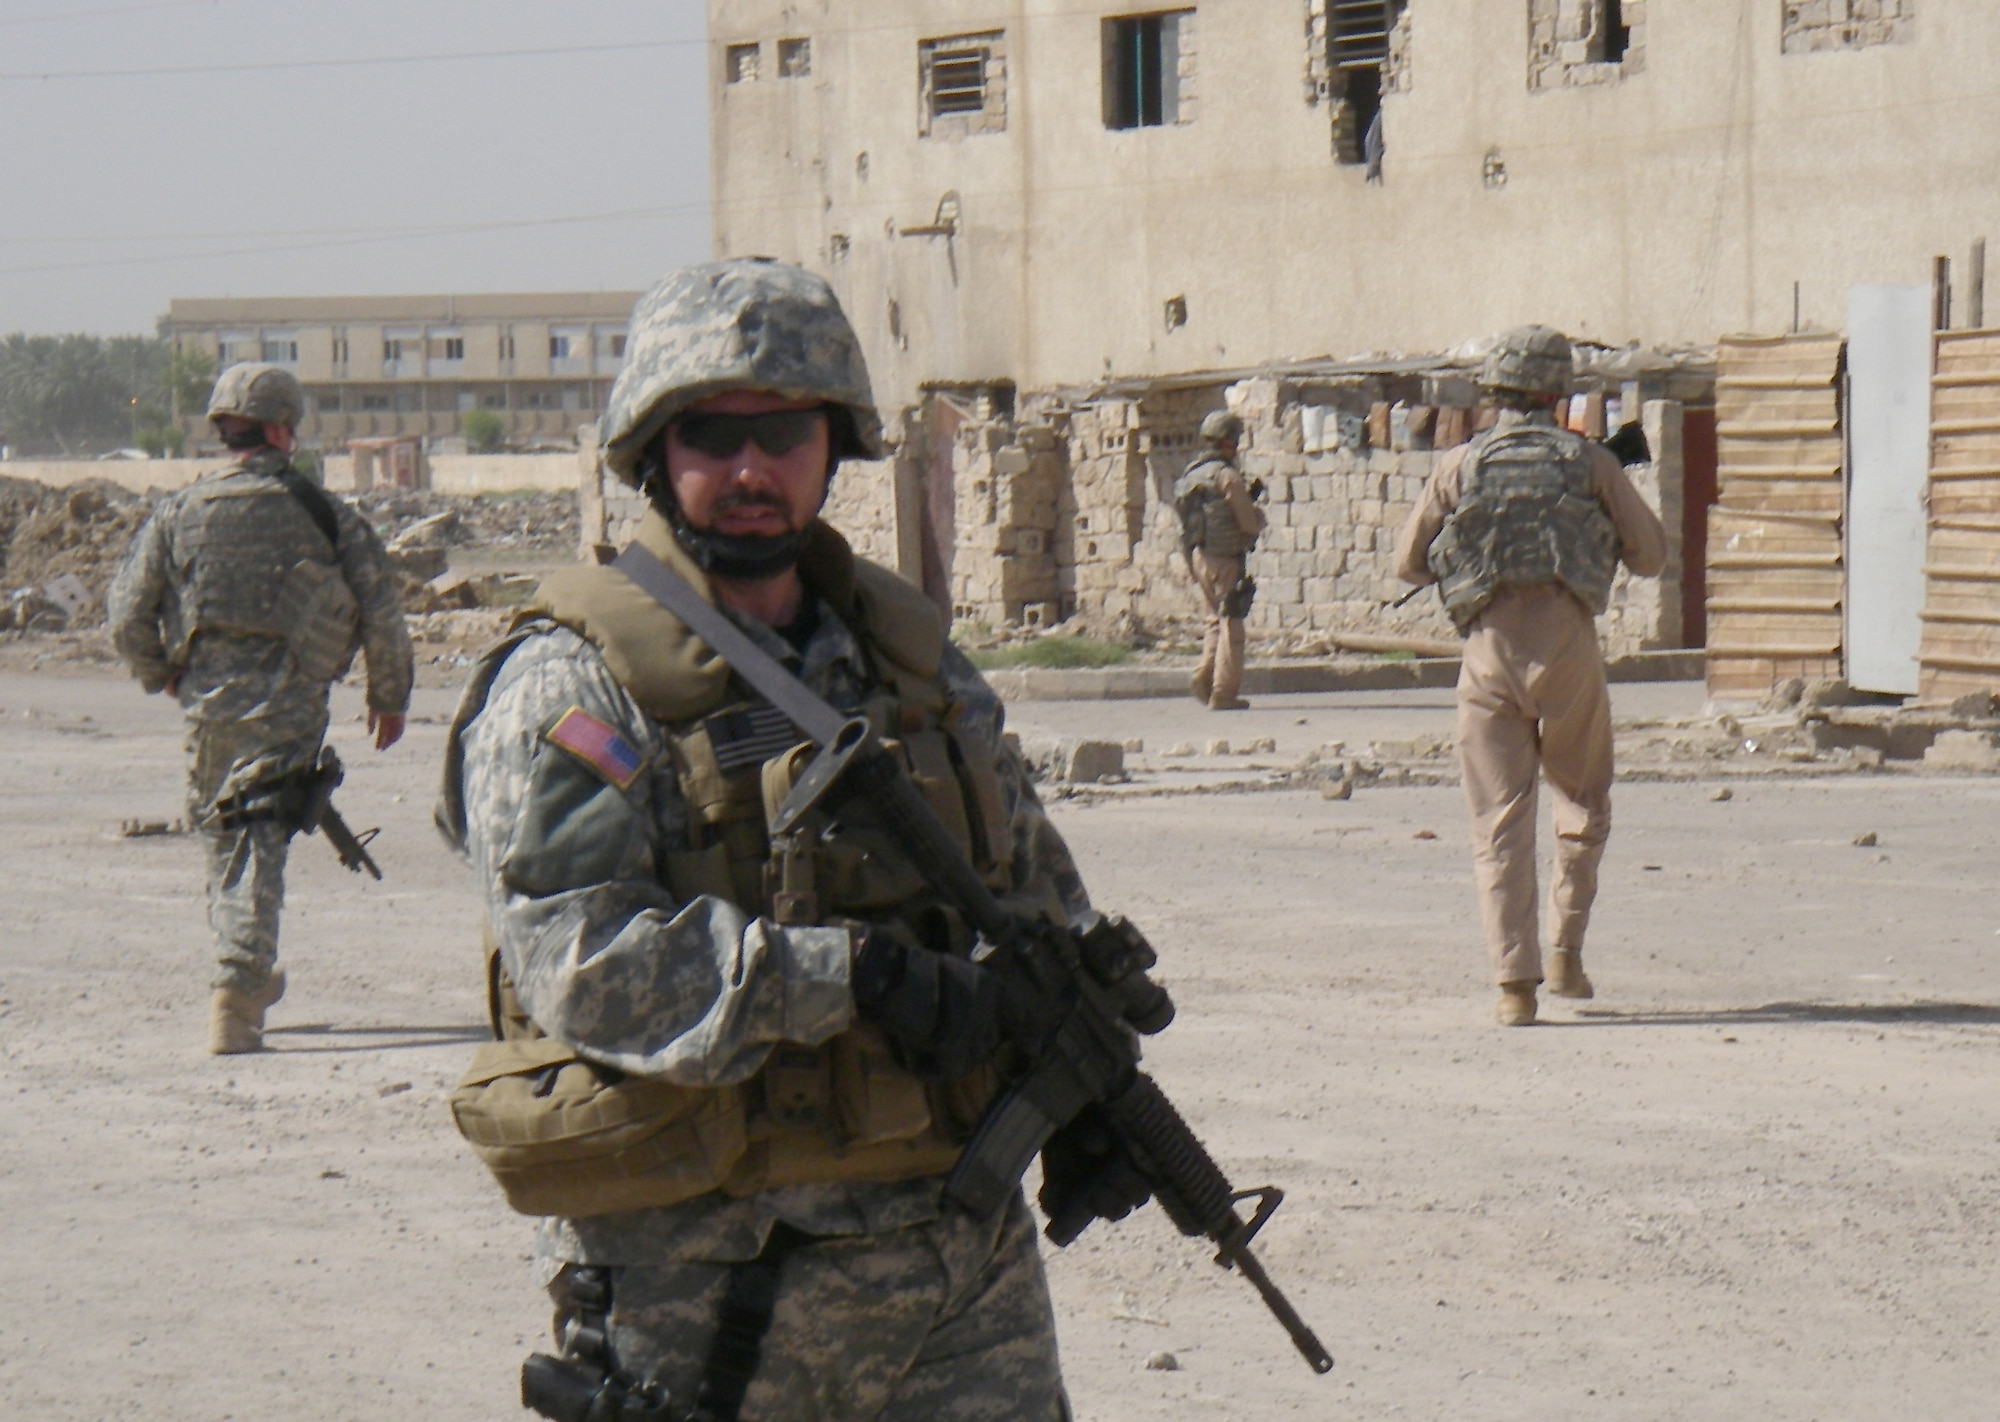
[[671, 407, 827, 460]]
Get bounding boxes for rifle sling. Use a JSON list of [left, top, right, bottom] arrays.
[[612, 544, 847, 746], [276, 463, 343, 553]]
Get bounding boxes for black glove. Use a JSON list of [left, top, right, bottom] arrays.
[[1037, 1104, 1154, 1246], [850, 924, 1002, 1081]]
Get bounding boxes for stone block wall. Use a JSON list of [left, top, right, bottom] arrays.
[[1528, 0, 1647, 91], [939, 381, 1689, 659], [1781, 0, 1915, 54]]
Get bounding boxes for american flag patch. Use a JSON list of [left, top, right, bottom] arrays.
[[545, 707, 644, 790], [705, 703, 802, 773]]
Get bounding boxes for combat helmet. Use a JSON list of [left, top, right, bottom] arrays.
[[206, 362, 305, 427], [1478, 325, 1574, 400], [1199, 410, 1245, 447], [599, 258, 884, 486]]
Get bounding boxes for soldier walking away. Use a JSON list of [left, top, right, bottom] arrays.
[[1393, 326, 1666, 1027], [108, 363, 414, 1054], [1174, 410, 1267, 710], [440, 260, 1119, 1419]]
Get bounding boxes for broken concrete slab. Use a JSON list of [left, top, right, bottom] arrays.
[[1923, 729, 2000, 771], [1014, 732, 1126, 783]]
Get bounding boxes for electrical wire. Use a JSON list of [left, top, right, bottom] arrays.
[[0, 35, 701, 81], [0, 205, 705, 277]]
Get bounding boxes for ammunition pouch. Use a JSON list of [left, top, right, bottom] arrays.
[[1222, 574, 1257, 620]]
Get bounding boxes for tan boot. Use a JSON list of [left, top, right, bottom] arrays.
[[1190, 672, 1213, 705], [208, 967, 285, 1055], [1547, 949, 1594, 1000], [1495, 982, 1538, 1027], [209, 988, 265, 1054], [1208, 696, 1251, 711]]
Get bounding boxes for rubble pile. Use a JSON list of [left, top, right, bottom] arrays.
[[357, 489, 578, 562], [0, 478, 150, 630]]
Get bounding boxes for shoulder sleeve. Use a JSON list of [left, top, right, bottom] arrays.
[[1394, 446, 1465, 585], [1592, 448, 1669, 578], [332, 504, 415, 713], [107, 507, 175, 692], [457, 626, 853, 1083]]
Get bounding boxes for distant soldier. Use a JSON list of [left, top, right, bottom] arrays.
[[109, 363, 413, 1054], [1394, 326, 1667, 1027], [1174, 410, 1266, 710]]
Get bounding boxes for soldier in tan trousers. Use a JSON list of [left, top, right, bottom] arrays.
[[1175, 411, 1267, 710], [1395, 327, 1667, 1026]]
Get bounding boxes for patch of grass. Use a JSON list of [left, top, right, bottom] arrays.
[[964, 636, 1133, 671]]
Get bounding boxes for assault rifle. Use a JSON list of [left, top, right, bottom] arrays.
[[772, 718, 1335, 1376], [212, 746, 382, 888]]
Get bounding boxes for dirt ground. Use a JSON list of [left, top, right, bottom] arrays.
[[3, 670, 1998, 1421]]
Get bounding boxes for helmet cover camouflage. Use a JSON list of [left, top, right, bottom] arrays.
[[1479, 325, 1574, 399], [599, 259, 885, 484], [205, 362, 305, 427], [1199, 410, 1245, 446]]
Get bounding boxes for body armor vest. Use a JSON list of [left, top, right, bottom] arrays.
[[1427, 423, 1620, 631], [449, 517, 1026, 1218], [174, 462, 360, 680], [1176, 457, 1253, 559]]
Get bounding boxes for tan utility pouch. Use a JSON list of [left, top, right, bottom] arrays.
[[449, 1037, 749, 1219], [274, 558, 360, 683]]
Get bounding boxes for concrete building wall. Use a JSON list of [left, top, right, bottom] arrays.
[[711, 0, 1995, 417]]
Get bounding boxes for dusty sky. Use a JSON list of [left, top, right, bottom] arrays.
[[0, 0, 711, 336]]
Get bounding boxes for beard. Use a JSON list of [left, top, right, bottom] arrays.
[[660, 489, 812, 580]]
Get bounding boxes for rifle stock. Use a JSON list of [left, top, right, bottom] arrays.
[[774, 717, 1334, 1375]]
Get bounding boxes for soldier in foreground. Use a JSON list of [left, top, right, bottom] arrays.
[[1174, 410, 1266, 710], [441, 260, 1104, 1419], [1393, 327, 1666, 1027], [108, 364, 413, 1053]]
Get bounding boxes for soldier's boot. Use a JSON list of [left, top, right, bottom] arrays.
[[1190, 671, 1213, 705], [1495, 981, 1538, 1027], [1208, 697, 1251, 711], [208, 969, 285, 1056], [1547, 948, 1594, 1000]]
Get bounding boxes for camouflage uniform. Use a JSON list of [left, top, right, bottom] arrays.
[[108, 447, 412, 994], [445, 260, 1080, 1418]]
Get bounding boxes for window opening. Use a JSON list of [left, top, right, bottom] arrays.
[[1103, 12, 1186, 130], [1326, 1, 1402, 167], [778, 37, 811, 78], [931, 51, 986, 112], [919, 32, 1006, 136], [726, 43, 760, 84], [1601, 0, 1629, 61]]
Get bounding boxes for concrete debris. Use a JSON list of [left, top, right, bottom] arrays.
[[1206, 738, 1230, 756], [1243, 736, 1278, 754], [1144, 1352, 1181, 1373], [1122, 738, 1145, 753], [385, 510, 461, 552], [1852, 831, 1879, 848], [116, 818, 188, 838], [1320, 775, 1354, 801], [1161, 742, 1195, 758], [1923, 729, 2000, 771], [1709, 787, 1733, 801], [1016, 733, 1126, 784], [1413, 829, 1438, 840]]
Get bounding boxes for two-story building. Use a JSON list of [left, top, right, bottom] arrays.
[[161, 291, 643, 449]]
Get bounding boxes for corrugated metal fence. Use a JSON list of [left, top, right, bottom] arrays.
[[1920, 328, 2000, 698], [1705, 335, 1845, 698]]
